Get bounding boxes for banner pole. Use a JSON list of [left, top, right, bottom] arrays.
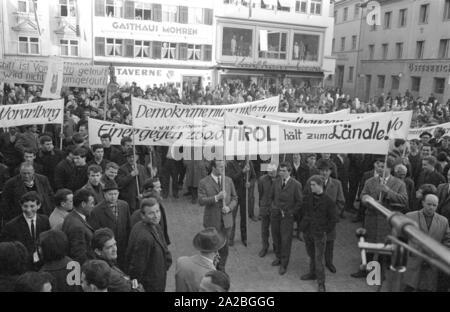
[[104, 85, 108, 121], [245, 155, 249, 248], [223, 124, 226, 211], [59, 122, 64, 150], [130, 98, 140, 197], [379, 153, 389, 202]]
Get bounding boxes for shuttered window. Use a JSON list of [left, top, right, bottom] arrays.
[[152, 41, 162, 59], [152, 4, 162, 22], [95, 37, 105, 56], [95, 0, 105, 16], [124, 1, 135, 19], [178, 6, 188, 23]]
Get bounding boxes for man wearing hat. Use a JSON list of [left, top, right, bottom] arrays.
[[117, 148, 149, 213], [175, 227, 225, 292], [419, 131, 432, 146], [305, 159, 345, 274], [430, 127, 445, 149], [89, 179, 131, 271]]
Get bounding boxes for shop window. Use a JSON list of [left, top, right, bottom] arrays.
[[222, 27, 253, 57], [60, 39, 78, 56], [259, 31, 287, 60], [59, 0, 76, 17], [18, 36, 39, 55], [434, 78, 446, 94]]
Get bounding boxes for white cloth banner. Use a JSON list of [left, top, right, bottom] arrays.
[[88, 118, 223, 147], [408, 122, 450, 140], [131, 96, 279, 129], [42, 59, 64, 99], [224, 112, 394, 156], [0, 100, 64, 127], [251, 110, 413, 139]]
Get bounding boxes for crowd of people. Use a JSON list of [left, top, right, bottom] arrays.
[[0, 78, 450, 292]]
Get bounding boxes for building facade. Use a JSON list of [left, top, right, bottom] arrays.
[[329, 0, 362, 97], [357, 0, 450, 102], [214, 0, 335, 90]]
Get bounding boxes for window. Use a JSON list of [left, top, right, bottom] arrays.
[[354, 4, 360, 18], [18, 0, 35, 13], [135, 2, 152, 20], [162, 42, 176, 59], [60, 39, 78, 56], [340, 37, 345, 51], [384, 11, 392, 29], [352, 35, 357, 50], [391, 76, 400, 90], [106, 0, 123, 18], [439, 39, 450, 58], [416, 41, 425, 59], [188, 7, 203, 24], [295, 0, 307, 13], [134, 40, 150, 57], [59, 0, 76, 17], [378, 75, 385, 89], [369, 44, 374, 60], [259, 31, 287, 60], [106, 38, 122, 56], [310, 0, 321, 15], [396, 42, 403, 59], [187, 44, 201, 60], [434, 78, 446, 94], [419, 4, 429, 24], [152, 4, 162, 22], [445, 0, 450, 20], [382, 43, 388, 60], [162, 5, 177, 22], [332, 38, 335, 52], [348, 66, 354, 82], [411, 77, 421, 92], [343, 7, 348, 21], [399, 8, 407, 27], [202, 8, 213, 25], [18, 36, 39, 55]]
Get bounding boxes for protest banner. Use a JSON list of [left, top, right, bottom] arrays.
[[131, 96, 279, 129], [88, 118, 224, 147], [224, 112, 394, 156], [42, 59, 64, 99], [0, 100, 64, 127], [408, 122, 450, 140], [0, 58, 108, 88], [251, 110, 412, 139]]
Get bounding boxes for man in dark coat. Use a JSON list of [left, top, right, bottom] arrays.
[[300, 175, 337, 292], [270, 162, 303, 275], [0, 128, 22, 176], [88, 180, 130, 271], [35, 135, 64, 190], [117, 149, 149, 213], [126, 198, 172, 292], [416, 156, 446, 190], [1, 191, 50, 270], [54, 145, 76, 191], [1, 163, 54, 221], [81, 165, 104, 205], [100, 134, 120, 163], [62, 189, 96, 265], [110, 137, 132, 166], [88, 145, 109, 172], [331, 153, 351, 211], [68, 147, 89, 192]]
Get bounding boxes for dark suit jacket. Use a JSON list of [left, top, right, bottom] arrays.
[[417, 170, 446, 190], [258, 174, 275, 216], [126, 221, 172, 292], [290, 162, 310, 189], [225, 160, 256, 194], [331, 154, 349, 189], [1, 174, 54, 221], [1, 214, 50, 264], [62, 210, 95, 265], [54, 158, 74, 191], [117, 163, 149, 212], [88, 200, 131, 268], [198, 175, 237, 231], [271, 177, 302, 217], [299, 193, 337, 237], [131, 199, 170, 245], [437, 183, 450, 221]]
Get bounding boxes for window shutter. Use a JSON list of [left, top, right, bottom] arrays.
[[124, 1, 135, 19], [124, 39, 134, 57], [178, 43, 187, 60], [95, 37, 105, 56], [202, 45, 212, 61], [152, 41, 161, 59], [152, 4, 162, 22], [95, 0, 105, 16], [178, 6, 188, 24], [203, 8, 213, 25]]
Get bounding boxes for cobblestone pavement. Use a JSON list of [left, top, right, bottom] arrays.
[[162, 186, 375, 292]]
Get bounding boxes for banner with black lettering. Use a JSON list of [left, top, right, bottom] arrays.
[[131, 96, 279, 129], [224, 112, 394, 156], [408, 122, 450, 140], [0, 100, 64, 127], [88, 118, 223, 147], [251, 110, 412, 139]]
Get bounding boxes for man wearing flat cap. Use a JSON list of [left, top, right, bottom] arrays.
[[89, 179, 131, 271], [117, 148, 149, 213], [175, 227, 225, 292]]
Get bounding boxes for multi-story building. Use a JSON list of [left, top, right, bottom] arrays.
[[330, 0, 362, 97], [92, 0, 215, 89], [214, 0, 335, 90], [1, 0, 93, 63], [356, 0, 450, 102]]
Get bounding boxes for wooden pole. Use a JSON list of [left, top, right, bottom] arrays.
[[59, 122, 64, 150], [378, 153, 389, 202], [245, 155, 249, 248], [130, 97, 140, 197]]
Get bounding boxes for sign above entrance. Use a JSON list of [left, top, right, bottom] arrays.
[[220, 61, 322, 72], [408, 63, 450, 73]]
